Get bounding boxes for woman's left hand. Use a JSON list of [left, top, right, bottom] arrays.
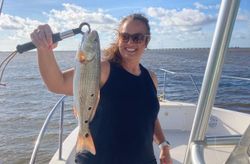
[[159, 146, 172, 164]]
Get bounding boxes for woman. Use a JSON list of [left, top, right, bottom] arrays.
[[31, 13, 172, 164]]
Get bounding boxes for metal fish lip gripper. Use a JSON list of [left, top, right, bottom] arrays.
[[16, 22, 91, 54]]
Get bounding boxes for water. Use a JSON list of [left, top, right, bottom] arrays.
[[144, 48, 250, 112], [0, 48, 249, 163]]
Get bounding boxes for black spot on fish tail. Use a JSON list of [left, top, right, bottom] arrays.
[[76, 131, 96, 155]]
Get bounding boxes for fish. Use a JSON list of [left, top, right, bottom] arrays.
[[73, 30, 101, 155]]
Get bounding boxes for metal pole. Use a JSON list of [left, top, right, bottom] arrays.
[[189, 75, 200, 95], [0, 0, 4, 15], [206, 135, 241, 146], [29, 96, 66, 164], [183, 0, 241, 163], [59, 100, 64, 160], [163, 72, 167, 100]]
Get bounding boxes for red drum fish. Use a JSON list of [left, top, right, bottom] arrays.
[[73, 30, 101, 155]]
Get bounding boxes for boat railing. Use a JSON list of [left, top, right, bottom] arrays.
[[157, 68, 250, 163], [157, 68, 200, 101], [29, 95, 67, 164], [157, 68, 250, 103]]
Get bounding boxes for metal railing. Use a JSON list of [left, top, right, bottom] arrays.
[[157, 66, 250, 163], [157, 68, 250, 102], [158, 68, 200, 101], [29, 95, 67, 164]]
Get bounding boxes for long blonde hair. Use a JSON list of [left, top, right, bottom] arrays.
[[103, 13, 151, 63]]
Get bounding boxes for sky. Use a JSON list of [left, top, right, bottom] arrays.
[[0, 0, 249, 51]]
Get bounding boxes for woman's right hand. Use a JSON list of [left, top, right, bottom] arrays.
[[30, 24, 57, 52]]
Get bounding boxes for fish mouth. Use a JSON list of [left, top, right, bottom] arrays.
[[89, 30, 98, 42], [77, 30, 99, 63]]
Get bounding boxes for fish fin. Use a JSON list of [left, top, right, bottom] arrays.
[[72, 106, 78, 119], [78, 50, 86, 63], [76, 131, 96, 155]]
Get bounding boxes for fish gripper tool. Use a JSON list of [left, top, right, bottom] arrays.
[[16, 22, 91, 53]]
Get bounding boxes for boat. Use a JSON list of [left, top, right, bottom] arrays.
[[27, 0, 250, 163], [46, 81, 250, 164]]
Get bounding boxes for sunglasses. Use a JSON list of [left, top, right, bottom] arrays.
[[119, 32, 149, 44]]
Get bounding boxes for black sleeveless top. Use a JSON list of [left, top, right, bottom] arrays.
[[75, 62, 160, 164]]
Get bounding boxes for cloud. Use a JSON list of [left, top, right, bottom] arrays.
[[146, 7, 216, 32], [44, 3, 118, 32], [0, 3, 248, 50], [0, 3, 119, 41], [0, 14, 42, 30], [193, 2, 220, 10], [0, 14, 43, 39], [237, 9, 250, 22]]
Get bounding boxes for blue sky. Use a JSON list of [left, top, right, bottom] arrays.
[[0, 0, 249, 51]]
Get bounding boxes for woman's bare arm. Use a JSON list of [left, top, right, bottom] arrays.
[[31, 24, 74, 95]]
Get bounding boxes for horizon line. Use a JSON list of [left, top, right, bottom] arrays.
[[0, 47, 250, 53]]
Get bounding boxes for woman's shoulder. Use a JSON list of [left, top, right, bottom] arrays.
[[101, 60, 110, 69], [142, 66, 158, 88], [148, 70, 158, 88]]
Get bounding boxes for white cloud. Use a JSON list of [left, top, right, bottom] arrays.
[[193, 2, 220, 10], [0, 3, 119, 39], [0, 3, 119, 49], [194, 2, 209, 10], [146, 7, 215, 32], [0, 14, 43, 40], [144, 6, 220, 48], [45, 3, 118, 32], [0, 14, 42, 31], [42, 3, 119, 49], [0, 3, 248, 50]]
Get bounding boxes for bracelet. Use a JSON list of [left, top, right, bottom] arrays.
[[158, 140, 171, 149]]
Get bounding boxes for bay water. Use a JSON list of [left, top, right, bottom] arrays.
[[0, 48, 249, 163]]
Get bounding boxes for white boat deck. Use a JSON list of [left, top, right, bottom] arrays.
[[50, 128, 236, 164], [153, 129, 234, 164], [50, 100, 250, 164]]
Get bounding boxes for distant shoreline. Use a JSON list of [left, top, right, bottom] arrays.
[[146, 47, 250, 53], [0, 47, 250, 53]]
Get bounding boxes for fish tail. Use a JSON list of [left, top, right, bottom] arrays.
[[76, 131, 96, 155]]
